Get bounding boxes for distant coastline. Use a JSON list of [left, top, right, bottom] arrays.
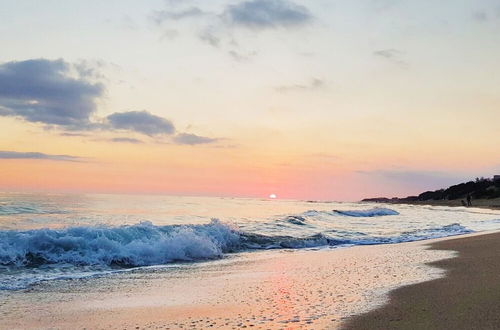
[[362, 176, 500, 210], [362, 197, 500, 210]]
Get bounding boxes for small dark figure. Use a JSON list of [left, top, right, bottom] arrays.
[[466, 193, 472, 207], [461, 200, 467, 207]]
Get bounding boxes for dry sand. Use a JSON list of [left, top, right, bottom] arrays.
[[0, 241, 455, 330], [343, 231, 500, 329]]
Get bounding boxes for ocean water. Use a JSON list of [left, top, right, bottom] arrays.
[[1, 192, 500, 291]]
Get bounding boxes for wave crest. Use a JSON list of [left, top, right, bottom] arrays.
[[0, 217, 474, 291], [0, 219, 239, 268], [0, 218, 472, 271], [334, 207, 399, 217]]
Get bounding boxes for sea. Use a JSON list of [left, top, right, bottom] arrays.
[[1, 192, 500, 291]]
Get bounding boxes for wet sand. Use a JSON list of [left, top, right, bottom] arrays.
[[343, 231, 500, 330], [0, 241, 454, 329]]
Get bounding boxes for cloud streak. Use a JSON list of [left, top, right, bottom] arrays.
[[275, 78, 325, 93], [106, 111, 175, 136], [152, 7, 208, 23], [225, 0, 312, 29], [0, 151, 83, 162], [198, 29, 221, 48], [109, 137, 144, 144], [173, 133, 219, 145], [373, 49, 407, 66]]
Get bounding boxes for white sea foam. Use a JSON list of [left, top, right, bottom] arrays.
[[334, 207, 400, 217], [1, 193, 497, 291], [0, 219, 471, 272], [0, 219, 239, 268]]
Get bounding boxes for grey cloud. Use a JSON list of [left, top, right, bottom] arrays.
[[199, 29, 221, 47], [373, 49, 407, 66], [152, 0, 313, 50], [228, 50, 247, 61], [173, 133, 218, 145], [109, 137, 143, 144], [0, 59, 221, 145], [228, 49, 257, 62], [373, 49, 402, 59], [0, 150, 83, 162], [0, 59, 104, 128], [275, 78, 325, 93], [225, 0, 312, 29], [473, 11, 488, 22], [151, 1, 313, 64], [59, 132, 88, 137], [152, 7, 208, 24], [74, 59, 106, 80], [154, 1, 312, 29], [106, 111, 176, 136], [471, 9, 500, 23]]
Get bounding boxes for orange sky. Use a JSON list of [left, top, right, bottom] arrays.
[[0, 1, 499, 200]]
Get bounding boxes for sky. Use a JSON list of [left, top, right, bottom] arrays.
[[0, 0, 499, 201]]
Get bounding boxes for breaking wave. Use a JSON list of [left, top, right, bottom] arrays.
[[241, 223, 472, 249], [334, 207, 399, 217], [0, 220, 471, 271], [0, 219, 239, 268], [0, 201, 477, 290], [285, 215, 307, 225], [2, 193, 498, 291]]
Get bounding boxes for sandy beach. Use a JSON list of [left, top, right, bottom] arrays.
[[343, 231, 500, 329], [0, 240, 455, 329], [381, 198, 500, 210]]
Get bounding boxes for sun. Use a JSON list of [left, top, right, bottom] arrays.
[[269, 193, 277, 199]]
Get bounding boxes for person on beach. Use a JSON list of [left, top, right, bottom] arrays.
[[466, 193, 472, 206]]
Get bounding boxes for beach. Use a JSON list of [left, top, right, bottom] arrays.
[[0, 240, 455, 329], [375, 197, 500, 210], [343, 231, 500, 330]]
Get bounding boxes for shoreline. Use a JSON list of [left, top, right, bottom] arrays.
[[1, 230, 499, 329], [343, 230, 500, 329], [0, 238, 457, 329], [363, 197, 500, 210]]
